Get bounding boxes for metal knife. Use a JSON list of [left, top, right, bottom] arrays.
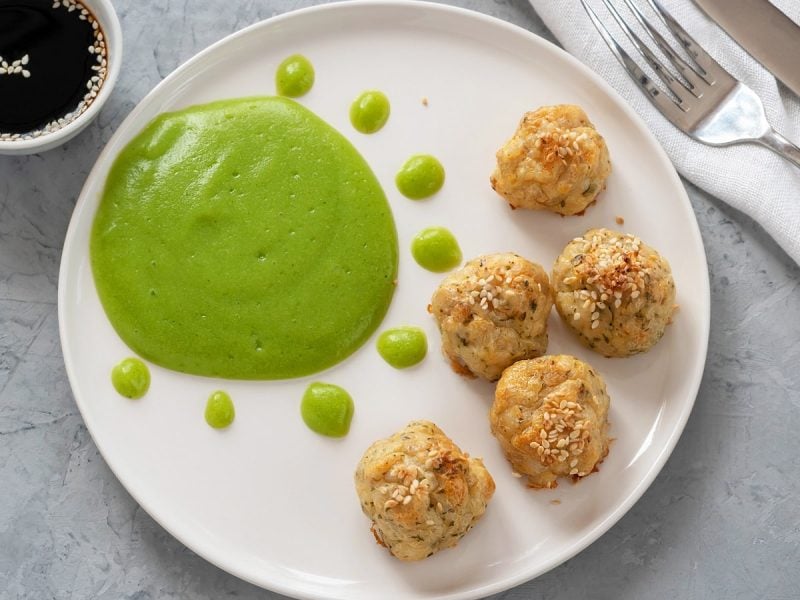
[[692, 0, 800, 97]]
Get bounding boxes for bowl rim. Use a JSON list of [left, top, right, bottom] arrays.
[[0, 0, 123, 153]]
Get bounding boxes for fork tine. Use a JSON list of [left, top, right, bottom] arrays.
[[620, 0, 710, 90], [580, 0, 689, 129], [599, 0, 697, 106], [644, 0, 731, 84]]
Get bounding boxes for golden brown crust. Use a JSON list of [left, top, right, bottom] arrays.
[[489, 355, 611, 489], [490, 105, 611, 216], [354, 421, 495, 561], [431, 253, 553, 381], [552, 228, 676, 357]]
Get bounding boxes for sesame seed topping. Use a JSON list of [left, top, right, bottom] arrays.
[[529, 393, 591, 468], [566, 232, 650, 313]]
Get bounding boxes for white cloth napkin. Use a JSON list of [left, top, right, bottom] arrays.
[[528, 0, 800, 264]]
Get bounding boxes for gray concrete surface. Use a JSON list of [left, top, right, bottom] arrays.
[[1, 1, 798, 598]]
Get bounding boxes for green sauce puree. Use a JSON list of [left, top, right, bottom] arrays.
[[350, 90, 390, 134], [301, 382, 354, 437], [411, 227, 462, 272], [376, 326, 427, 369], [205, 391, 235, 429], [111, 357, 150, 399], [275, 54, 315, 98], [395, 154, 445, 200], [91, 97, 398, 380]]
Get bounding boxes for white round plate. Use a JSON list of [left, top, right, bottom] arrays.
[[58, 2, 710, 599]]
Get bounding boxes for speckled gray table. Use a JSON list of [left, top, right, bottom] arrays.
[[1, 1, 799, 598]]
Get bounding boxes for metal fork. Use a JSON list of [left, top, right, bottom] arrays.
[[581, 0, 800, 169]]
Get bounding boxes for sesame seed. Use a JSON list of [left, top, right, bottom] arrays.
[[426, 520, 435, 526], [511, 471, 522, 478], [402, 495, 412, 505]]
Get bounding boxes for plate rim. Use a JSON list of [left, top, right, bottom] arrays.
[[57, 1, 711, 598]]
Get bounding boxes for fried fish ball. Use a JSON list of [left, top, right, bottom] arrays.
[[430, 253, 553, 381], [490, 105, 611, 215], [354, 420, 495, 561], [553, 228, 676, 357], [489, 355, 611, 489]]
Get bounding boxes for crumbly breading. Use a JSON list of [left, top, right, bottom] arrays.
[[354, 420, 495, 561], [430, 253, 553, 381], [490, 105, 611, 215], [553, 228, 676, 357], [490, 355, 611, 489]]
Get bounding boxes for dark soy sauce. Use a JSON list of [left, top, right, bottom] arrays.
[[0, 0, 105, 136]]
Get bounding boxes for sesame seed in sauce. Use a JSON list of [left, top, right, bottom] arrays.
[[0, 0, 109, 142]]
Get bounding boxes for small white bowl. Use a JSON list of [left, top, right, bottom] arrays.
[[0, 0, 122, 155]]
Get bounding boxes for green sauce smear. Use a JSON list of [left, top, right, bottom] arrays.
[[91, 97, 398, 380], [301, 382, 354, 437], [275, 54, 315, 98], [111, 357, 150, 399], [396, 154, 445, 200], [350, 90, 390, 134], [411, 227, 462, 272], [376, 326, 427, 369], [205, 391, 235, 429]]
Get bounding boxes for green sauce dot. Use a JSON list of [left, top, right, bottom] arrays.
[[411, 227, 462, 272], [377, 326, 427, 369], [396, 154, 445, 200], [205, 391, 235, 429], [275, 54, 315, 98], [111, 357, 150, 399], [301, 382, 354, 438], [350, 90, 390, 134]]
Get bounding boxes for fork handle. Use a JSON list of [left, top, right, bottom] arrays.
[[757, 129, 800, 170]]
